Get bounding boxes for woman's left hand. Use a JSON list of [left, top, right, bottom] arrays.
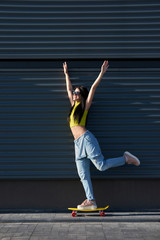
[[101, 60, 109, 74]]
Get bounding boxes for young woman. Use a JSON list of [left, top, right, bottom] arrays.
[[63, 60, 140, 210]]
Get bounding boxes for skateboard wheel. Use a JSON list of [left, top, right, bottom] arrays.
[[72, 211, 77, 217], [100, 211, 105, 217]]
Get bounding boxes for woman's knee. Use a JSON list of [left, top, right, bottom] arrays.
[[96, 164, 106, 171], [76, 160, 90, 180], [78, 169, 90, 180], [91, 155, 107, 171]]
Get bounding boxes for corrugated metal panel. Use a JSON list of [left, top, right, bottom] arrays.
[[0, 0, 160, 59], [0, 60, 160, 179]]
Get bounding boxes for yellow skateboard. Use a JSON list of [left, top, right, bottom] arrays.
[[68, 205, 109, 217]]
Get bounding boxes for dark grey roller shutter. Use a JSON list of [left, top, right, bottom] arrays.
[[0, 60, 160, 179], [0, 0, 160, 59], [0, 60, 75, 179], [0, 0, 160, 179]]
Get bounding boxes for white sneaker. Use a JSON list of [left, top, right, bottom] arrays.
[[77, 199, 97, 210], [124, 151, 140, 166]]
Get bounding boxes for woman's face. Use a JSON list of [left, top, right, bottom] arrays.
[[73, 88, 81, 102]]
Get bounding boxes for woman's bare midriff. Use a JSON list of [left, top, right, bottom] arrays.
[[71, 125, 87, 140]]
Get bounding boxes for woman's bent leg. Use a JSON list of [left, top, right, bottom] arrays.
[[91, 154, 125, 171], [84, 131, 125, 171], [76, 158, 95, 200]]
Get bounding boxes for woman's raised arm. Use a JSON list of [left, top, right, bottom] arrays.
[[63, 62, 74, 106], [85, 60, 109, 110]]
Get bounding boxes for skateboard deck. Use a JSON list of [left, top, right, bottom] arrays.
[[68, 205, 109, 217]]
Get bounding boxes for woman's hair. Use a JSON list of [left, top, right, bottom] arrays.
[[67, 86, 89, 124]]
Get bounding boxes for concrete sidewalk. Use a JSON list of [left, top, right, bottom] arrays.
[[0, 211, 159, 240]]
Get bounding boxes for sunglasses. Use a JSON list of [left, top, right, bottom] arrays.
[[73, 91, 81, 95]]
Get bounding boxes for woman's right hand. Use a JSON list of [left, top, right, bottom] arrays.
[[63, 62, 68, 75]]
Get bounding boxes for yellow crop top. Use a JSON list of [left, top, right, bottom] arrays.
[[70, 102, 88, 128]]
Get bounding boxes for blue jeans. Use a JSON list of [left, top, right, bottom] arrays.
[[74, 130, 125, 201]]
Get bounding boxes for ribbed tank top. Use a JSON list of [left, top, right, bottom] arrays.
[[70, 102, 88, 128]]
